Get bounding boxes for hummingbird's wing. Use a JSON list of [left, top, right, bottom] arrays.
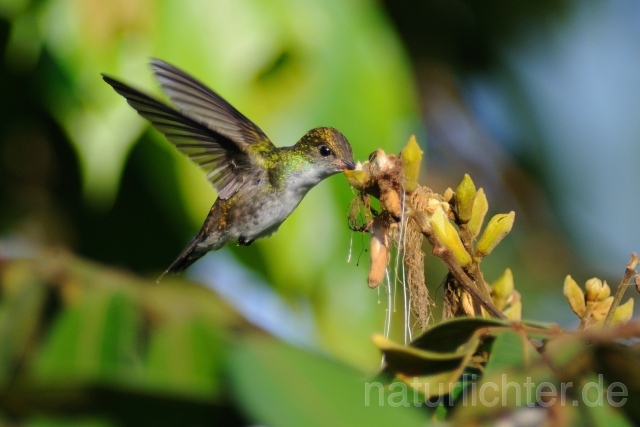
[[102, 74, 273, 200], [150, 59, 271, 151]]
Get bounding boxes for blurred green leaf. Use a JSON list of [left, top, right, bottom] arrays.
[[33, 289, 143, 384], [483, 330, 540, 377], [579, 374, 634, 427], [0, 273, 47, 388], [229, 335, 429, 427], [0, 254, 247, 424], [145, 317, 224, 397], [592, 343, 640, 424]]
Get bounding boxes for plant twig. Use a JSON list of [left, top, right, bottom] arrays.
[[604, 252, 639, 326], [446, 254, 506, 319]]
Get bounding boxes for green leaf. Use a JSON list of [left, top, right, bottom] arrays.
[[0, 272, 47, 387], [484, 330, 541, 377], [409, 317, 509, 353], [33, 289, 142, 384], [145, 317, 224, 397], [373, 334, 478, 377], [592, 342, 640, 424], [229, 336, 429, 427], [0, 255, 244, 424], [578, 374, 634, 427]]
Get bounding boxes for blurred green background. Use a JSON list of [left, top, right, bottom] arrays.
[[2, 0, 640, 375]]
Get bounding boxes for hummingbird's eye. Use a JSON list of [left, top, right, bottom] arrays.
[[319, 145, 333, 157]]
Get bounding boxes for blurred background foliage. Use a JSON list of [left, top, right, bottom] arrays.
[[1, 0, 640, 415]]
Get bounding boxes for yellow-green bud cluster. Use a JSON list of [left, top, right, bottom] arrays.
[[467, 189, 488, 238], [431, 206, 471, 267], [423, 175, 516, 273], [400, 135, 422, 194], [455, 174, 476, 224], [476, 212, 515, 258], [490, 268, 520, 320], [563, 275, 634, 329]]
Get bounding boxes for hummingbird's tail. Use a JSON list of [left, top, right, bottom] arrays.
[[156, 236, 208, 283], [156, 203, 225, 283]]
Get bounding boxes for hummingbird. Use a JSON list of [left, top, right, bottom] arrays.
[[102, 59, 355, 280]]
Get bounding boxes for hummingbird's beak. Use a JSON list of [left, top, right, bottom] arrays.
[[343, 160, 356, 170]]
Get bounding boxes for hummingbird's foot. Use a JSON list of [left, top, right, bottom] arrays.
[[238, 236, 254, 246]]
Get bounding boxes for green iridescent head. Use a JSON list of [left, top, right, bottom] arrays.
[[294, 127, 355, 176]]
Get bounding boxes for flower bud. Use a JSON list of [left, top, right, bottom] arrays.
[[611, 298, 634, 326], [431, 206, 471, 267], [368, 216, 390, 289], [563, 275, 585, 317], [381, 188, 402, 219], [455, 174, 476, 224], [425, 198, 442, 214], [444, 187, 454, 203], [492, 268, 514, 310], [344, 162, 369, 190], [461, 291, 475, 316], [597, 281, 611, 301], [441, 202, 451, 215], [475, 211, 515, 257], [503, 300, 521, 321], [430, 204, 447, 234], [585, 278, 604, 302], [373, 149, 391, 171], [591, 296, 614, 323], [468, 188, 488, 238], [400, 135, 422, 193]]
